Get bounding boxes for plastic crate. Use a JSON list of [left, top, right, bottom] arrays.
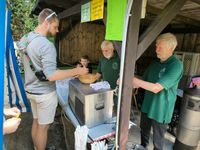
[[175, 51, 200, 76], [174, 51, 200, 89]]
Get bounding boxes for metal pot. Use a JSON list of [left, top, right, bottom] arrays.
[[174, 86, 200, 150]]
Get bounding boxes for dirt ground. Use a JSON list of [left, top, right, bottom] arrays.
[[4, 105, 200, 150], [4, 107, 67, 150]]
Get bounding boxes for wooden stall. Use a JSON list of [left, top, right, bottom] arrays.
[[58, 19, 105, 65], [31, 0, 200, 149]]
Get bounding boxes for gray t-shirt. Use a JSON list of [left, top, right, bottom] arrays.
[[18, 32, 57, 94]]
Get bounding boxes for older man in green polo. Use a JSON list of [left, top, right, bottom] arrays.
[[96, 40, 120, 110], [133, 33, 183, 150]]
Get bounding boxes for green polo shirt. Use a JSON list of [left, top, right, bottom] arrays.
[[97, 52, 120, 89], [141, 55, 183, 124]]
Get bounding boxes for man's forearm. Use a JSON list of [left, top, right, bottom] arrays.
[[48, 68, 78, 81], [133, 77, 163, 93]]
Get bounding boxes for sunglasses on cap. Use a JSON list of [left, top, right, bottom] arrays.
[[45, 12, 57, 21]]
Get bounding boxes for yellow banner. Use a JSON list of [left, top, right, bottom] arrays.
[[91, 0, 104, 21]]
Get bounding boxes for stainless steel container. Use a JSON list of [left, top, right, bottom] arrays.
[[174, 86, 200, 150], [68, 79, 113, 128]]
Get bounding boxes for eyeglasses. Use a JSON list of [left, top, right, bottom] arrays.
[[45, 12, 57, 21]]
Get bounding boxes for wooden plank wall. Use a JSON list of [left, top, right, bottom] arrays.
[[59, 20, 105, 65], [176, 33, 200, 53], [138, 33, 200, 57], [58, 19, 200, 69]]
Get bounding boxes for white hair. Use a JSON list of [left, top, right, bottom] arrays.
[[156, 33, 177, 49], [101, 40, 114, 50]]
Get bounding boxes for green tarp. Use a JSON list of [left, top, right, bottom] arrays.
[[105, 0, 127, 41]]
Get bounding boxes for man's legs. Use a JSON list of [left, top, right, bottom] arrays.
[[152, 120, 167, 150], [32, 119, 50, 150], [35, 91, 57, 150], [28, 91, 58, 150], [32, 119, 38, 147], [140, 112, 152, 148], [34, 124, 50, 150], [27, 93, 39, 149]]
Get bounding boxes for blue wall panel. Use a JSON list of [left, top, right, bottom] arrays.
[[0, 0, 6, 148]]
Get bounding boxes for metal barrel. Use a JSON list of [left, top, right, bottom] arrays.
[[174, 86, 200, 150]]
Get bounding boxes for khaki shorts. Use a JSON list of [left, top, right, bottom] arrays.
[[26, 91, 58, 125]]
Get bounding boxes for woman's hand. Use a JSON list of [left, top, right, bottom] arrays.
[[4, 107, 21, 118], [3, 117, 21, 135]]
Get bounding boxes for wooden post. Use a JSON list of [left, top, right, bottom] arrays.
[[117, 0, 142, 149]]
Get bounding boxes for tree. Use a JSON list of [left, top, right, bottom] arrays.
[[11, 0, 37, 40]]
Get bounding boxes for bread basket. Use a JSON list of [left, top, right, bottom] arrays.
[[78, 73, 97, 84]]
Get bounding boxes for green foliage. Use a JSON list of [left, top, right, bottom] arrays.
[[11, 0, 37, 40], [48, 37, 55, 43]]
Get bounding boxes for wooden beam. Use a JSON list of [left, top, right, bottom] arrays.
[[174, 15, 200, 27], [43, 0, 76, 9], [58, 0, 106, 19], [117, 0, 142, 149], [163, 26, 200, 33], [147, 5, 200, 27], [137, 0, 187, 60], [190, 0, 200, 5], [58, 3, 81, 19]]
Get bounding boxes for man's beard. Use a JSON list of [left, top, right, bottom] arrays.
[[47, 28, 56, 37], [104, 54, 113, 59], [47, 31, 54, 37]]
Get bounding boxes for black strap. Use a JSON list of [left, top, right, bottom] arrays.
[[21, 33, 48, 81], [26, 91, 43, 95], [23, 34, 40, 73]]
